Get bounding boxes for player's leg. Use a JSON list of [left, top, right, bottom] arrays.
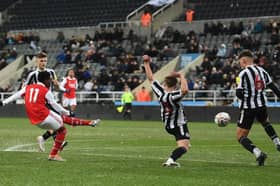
[[163, 124, 190, 167], [237, 109, 267, 166], [38, 102, 68, 150], [123, 104, 128, 120], [37, 130, 53, 152], [257, 107, 280, 151], [62, 115, 101, 127], [38, 111, 67, 161], [69, 98, 77, 116], [127, 103, 132, 120]]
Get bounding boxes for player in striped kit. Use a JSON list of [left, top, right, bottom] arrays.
[[236, 50, 280, 166], [143, 55, 190, 167]]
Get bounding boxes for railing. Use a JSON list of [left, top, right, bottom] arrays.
[[1, 90, 279, 105]]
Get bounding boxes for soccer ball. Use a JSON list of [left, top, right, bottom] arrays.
[[214, 112, 231, 127]]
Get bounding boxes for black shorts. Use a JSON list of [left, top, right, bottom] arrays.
[[165, 124, 190, 141], [124, 103, 132, 111], [237, 106, 268, 130]]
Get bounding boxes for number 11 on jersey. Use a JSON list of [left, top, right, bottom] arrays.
[[29, 88, 39, 103]]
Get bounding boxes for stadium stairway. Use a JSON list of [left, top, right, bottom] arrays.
[[0, 55, 35, 90]]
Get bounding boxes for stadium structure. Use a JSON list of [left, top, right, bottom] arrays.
[[0, 0, 280, 121]]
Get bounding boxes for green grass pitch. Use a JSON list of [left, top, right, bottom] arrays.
[[0, 118, 280, 186]]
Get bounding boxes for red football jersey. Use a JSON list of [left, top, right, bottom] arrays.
[[24, 83, 50, 125], [63, 77, 77, 99]]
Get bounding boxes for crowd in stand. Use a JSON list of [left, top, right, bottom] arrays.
[[193, 19, 280, 97], [54, 27, 193, 92], [1, 19, 280, 98]]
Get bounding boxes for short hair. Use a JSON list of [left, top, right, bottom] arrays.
[[238, 50, 253, 59], [38, 71, 50, 83], [164, 76, 178, 88], [36, 51, 47, 58]]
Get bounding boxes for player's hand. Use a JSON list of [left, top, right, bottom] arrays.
[[69, 111, 75, 117], [170, 71, 182, 78], [0, 100, 3, 106], [52, 79, 59, 86], [143, 55, 150, 63], [65, 89, 70, 94]]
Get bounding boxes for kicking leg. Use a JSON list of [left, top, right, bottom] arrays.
[[62, 115, 100, 127]]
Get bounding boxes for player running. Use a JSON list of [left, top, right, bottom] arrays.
[[236, 50, 280, 166]]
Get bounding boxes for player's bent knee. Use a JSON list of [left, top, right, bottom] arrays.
[[57, 126, 67, 134], [261, 121, 271, 128], [238, 136, 247, 143]]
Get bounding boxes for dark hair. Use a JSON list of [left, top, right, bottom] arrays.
[[38, 71, 50, 83], [164, 76, 178, 88], [36, 51, 47, 58], [238, 50, 253, 59]]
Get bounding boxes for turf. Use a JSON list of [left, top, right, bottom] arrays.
[[0, 118, 280, 186]]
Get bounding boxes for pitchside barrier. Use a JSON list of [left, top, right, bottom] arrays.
[[1, 97, 280, 123]]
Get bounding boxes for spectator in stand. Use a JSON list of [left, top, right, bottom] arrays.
[[185, 9, 195, 23], [56, 31, 65, 43], [161, 45, 176, 59], [141, 9, 152, 27], [270, 29, 279, 45], [136, 86, 151, 102], [253, 20, 264, 33], [217, 44, 227, 58], [64, 50, 72, 64]]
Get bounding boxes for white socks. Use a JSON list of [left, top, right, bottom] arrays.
[[253, 147, 262, 158], [273, 137, 280, 146]]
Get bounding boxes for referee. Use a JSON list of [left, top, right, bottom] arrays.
[[236, 50, 280, 166]]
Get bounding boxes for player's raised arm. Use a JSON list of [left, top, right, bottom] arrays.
[[143, 55, 154, 82], [268, 83, 280, 98], [170, 72, 188, 95]]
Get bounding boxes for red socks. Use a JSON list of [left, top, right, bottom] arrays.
[[62, 115, 91, 126], [50, 127, 67, 156]]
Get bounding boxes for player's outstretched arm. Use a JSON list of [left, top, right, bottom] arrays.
[[58, 77, 67, 92], [45, 91, 70, 116], [268, 83, 280, 98], [2, 87, 26, 106], [143, 55, 154, 82]]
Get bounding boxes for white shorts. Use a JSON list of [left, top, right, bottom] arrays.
[[38, 111, 63, 131], [62, 97, 77, 107]]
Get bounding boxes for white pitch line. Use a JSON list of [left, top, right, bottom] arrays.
[[81, 152, 249, 165], [4, 143, 38, 152]]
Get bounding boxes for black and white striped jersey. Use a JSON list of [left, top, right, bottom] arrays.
[[152, 80, 186, 129], [237, 65, 272, 109], [25, 68, 57, 85]]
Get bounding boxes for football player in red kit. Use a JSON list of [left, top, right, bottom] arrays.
[[60, 69, 78, 115], [1, 71, 99, 161]]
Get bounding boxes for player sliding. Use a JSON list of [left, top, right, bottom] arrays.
[[143, 55, 190, 167], [0, 71, 100, 161]]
